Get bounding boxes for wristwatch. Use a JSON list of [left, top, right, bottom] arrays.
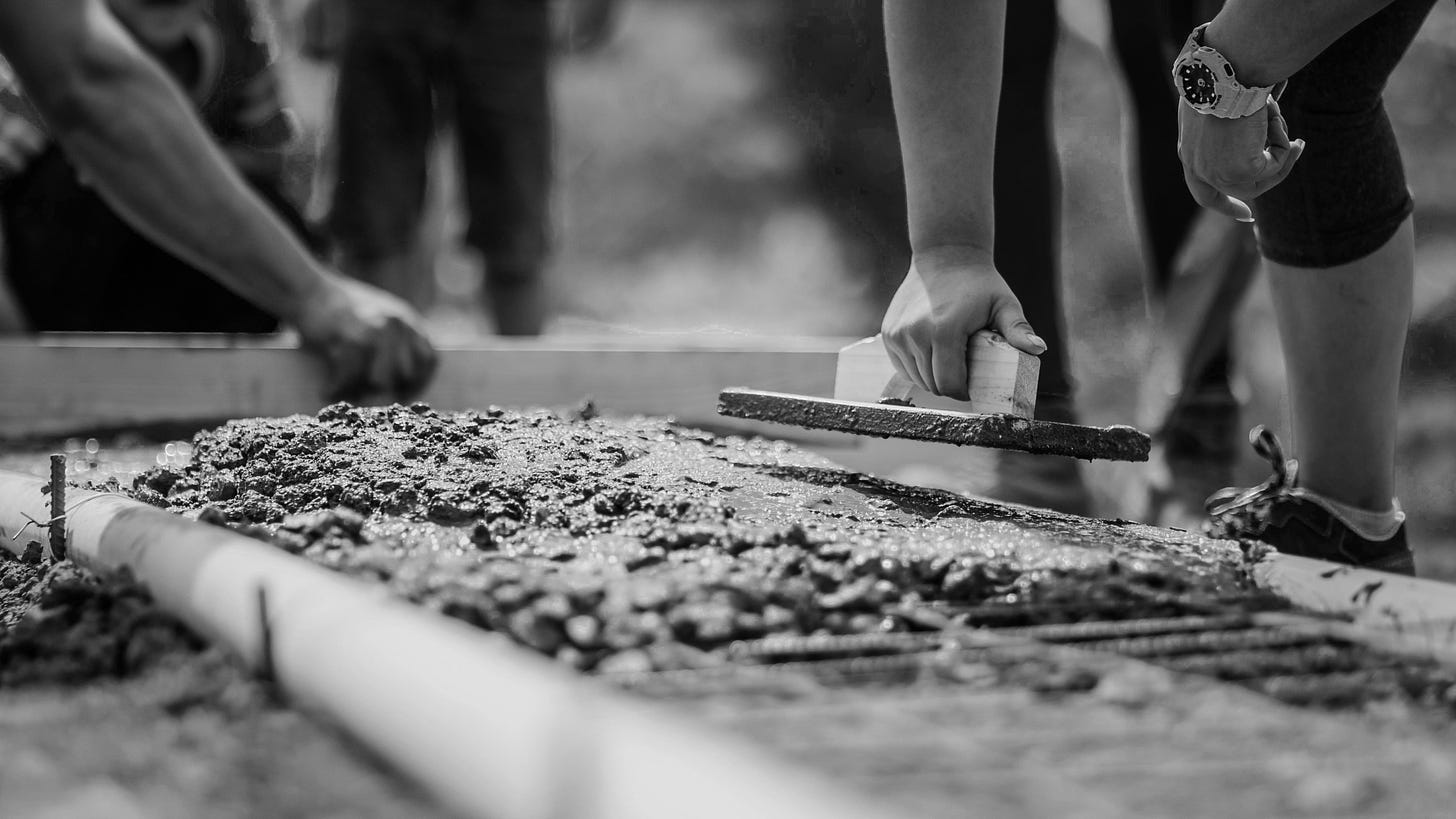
[[1171, 23, 1281, 118]]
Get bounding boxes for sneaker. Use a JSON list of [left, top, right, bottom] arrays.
[[1203, 427, 1415, 575]]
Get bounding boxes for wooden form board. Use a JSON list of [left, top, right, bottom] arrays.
[[0, 333, 852, 440]]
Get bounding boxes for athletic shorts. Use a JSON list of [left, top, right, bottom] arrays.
[[1250, 0, 1436, 268]]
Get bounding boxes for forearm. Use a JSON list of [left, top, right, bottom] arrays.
[[884, 0, 1005, 255], [0, 2, 330, 325], [1204, 0, 1395, 86]]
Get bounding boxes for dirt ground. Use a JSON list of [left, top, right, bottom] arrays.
[[0, 652, 445, 819], [676, 672, 1456, 819], [0, 447, 448, 819]]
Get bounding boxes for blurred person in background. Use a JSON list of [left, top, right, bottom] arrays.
[[1106, 0, 1259, 529], [0, 0, 433, 400], [315, 0, 615, 336], [779, 0, 1246, 518]]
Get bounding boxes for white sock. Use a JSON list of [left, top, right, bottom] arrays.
[[1291, 488, 1404, 541]]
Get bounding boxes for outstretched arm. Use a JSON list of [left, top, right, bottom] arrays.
[[0, 0, 435, 399], [0, 0, 331, 324], [881, 0, 1041, 400]]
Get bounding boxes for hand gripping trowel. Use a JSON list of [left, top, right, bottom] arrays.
[[718, 331, 1150, 462]]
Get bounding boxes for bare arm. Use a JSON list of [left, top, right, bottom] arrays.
[[1174, 0, 1391, 220], [0, 0, 436, 398], [884, 0, 1004, 255], [1204, 0, 1395, 85], [879, 1, 1042, 399], [0, 0, 329, 325]]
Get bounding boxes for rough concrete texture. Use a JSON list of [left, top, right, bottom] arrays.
[[0, 561, 201, 686], [128, 402, 1245, 676], [0, 547, 449, 819], [4, 405, 1456, 818]]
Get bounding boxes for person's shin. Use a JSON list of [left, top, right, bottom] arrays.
[[1266, 216, 1413, 512]]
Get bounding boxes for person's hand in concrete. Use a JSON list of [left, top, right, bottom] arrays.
[[295, 275, 438, 403], [1178, 97, 1304, 222], [881, 245, 1045, 401]]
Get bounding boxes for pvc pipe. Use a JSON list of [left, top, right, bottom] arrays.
[[1257, 554, 1456, 639], [0, 471, 897, 819]]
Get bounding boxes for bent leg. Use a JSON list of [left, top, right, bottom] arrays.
[[1248, 0, 1434, 513], [1268, 219, 1411, 510]]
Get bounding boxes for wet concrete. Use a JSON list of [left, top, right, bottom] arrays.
[[126, 402, 1252, 674], [1, 407, 1452, 819]]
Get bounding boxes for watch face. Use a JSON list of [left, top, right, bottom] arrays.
[[1178, 61, 1219, 107]]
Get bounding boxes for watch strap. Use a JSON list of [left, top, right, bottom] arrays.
[[1221, 85, 1269, 119], [1175, 23, 1280, 119]]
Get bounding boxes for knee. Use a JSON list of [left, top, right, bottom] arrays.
[[1250, 87, 1411, 268]]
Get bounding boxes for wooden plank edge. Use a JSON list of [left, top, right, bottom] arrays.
[[2, 332, 855, 353], [718, 388, 1151, 462], [0, 340, 855, 443]]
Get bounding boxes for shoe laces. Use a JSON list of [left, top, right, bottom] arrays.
[[1202, 426, 1298, 537]]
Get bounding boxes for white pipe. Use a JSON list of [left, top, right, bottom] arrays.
[[1256, 554, 1456, 642], [0, 471, 898, 819]]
